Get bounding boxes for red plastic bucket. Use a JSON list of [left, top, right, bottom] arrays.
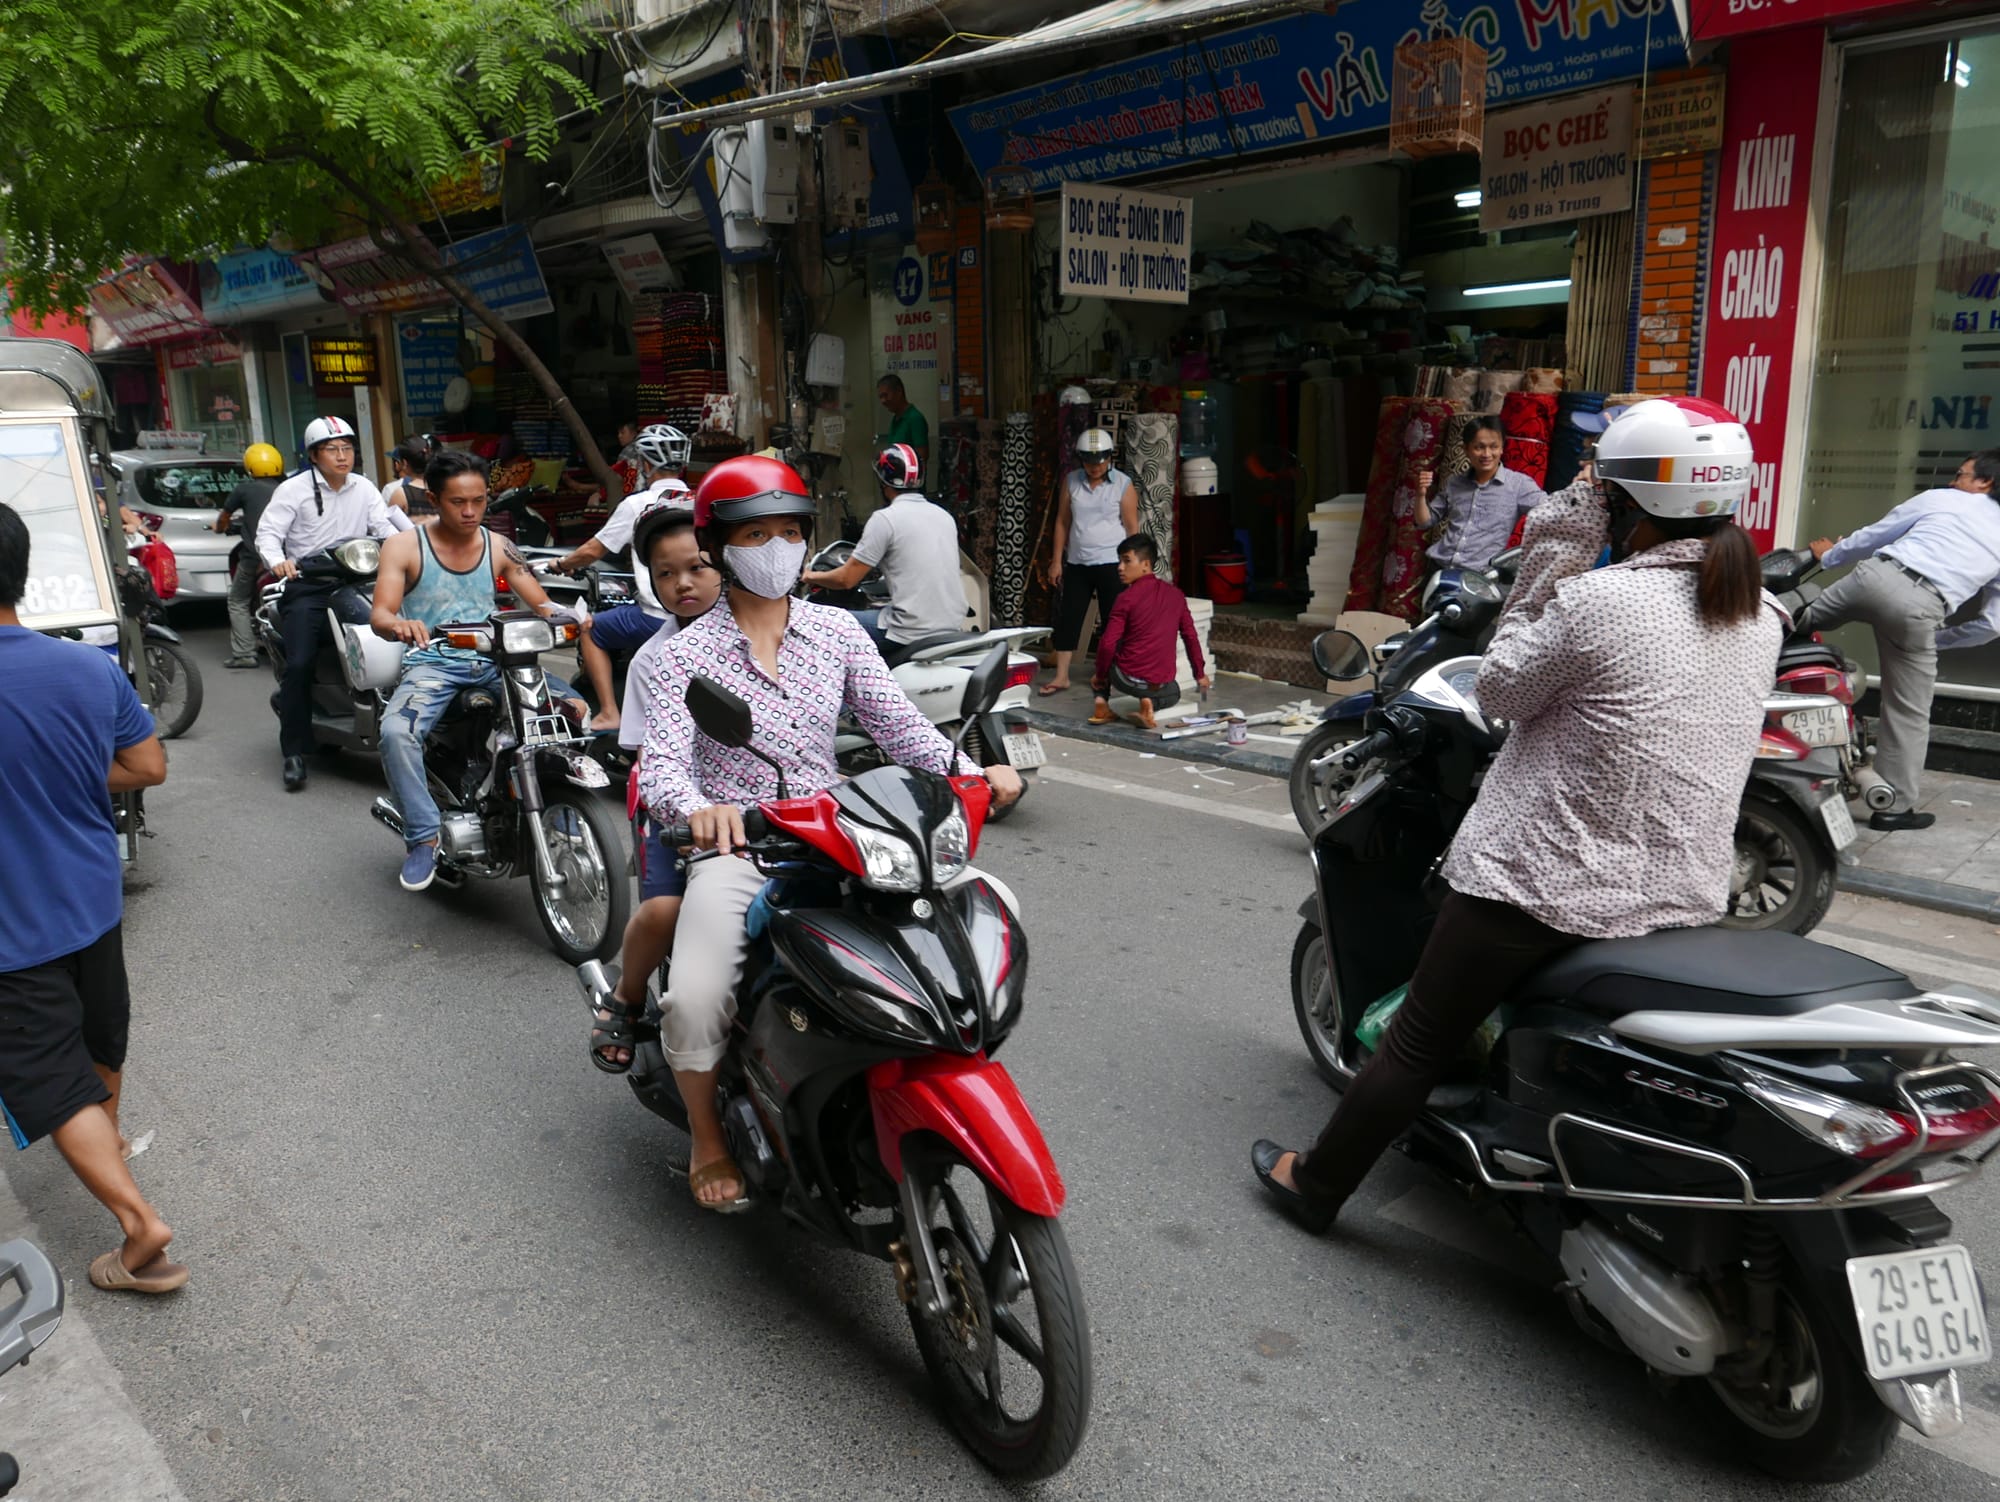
[[1204, 554, 1247, 604]]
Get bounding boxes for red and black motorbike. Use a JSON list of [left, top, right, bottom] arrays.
[[576, 648, 1090, 1479]]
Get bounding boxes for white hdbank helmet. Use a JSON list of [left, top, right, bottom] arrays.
[[1595, 396, 1753, 519], [302, 415, 357, 454]]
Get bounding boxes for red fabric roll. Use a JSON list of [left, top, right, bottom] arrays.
[[1500, 391, 1557, 444], [1344, 396, 1455, 619], [1502, 436, 1550, 485]]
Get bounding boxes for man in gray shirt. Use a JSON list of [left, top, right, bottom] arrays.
[[1414, 416, 1545, 579], [804, 443, 967, 647]]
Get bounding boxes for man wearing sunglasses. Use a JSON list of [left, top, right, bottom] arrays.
[[255, 416, 411, 791]]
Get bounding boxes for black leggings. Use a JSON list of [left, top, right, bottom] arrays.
[[1292, 889, 1584, 1212], [1053, 562, 1122, 653]]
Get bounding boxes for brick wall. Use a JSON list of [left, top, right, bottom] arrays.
[[1208, 615, 1324, 691], [1630, 153, 1710, 394]]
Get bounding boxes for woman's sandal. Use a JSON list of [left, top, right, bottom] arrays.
[[589, 997, 646, 1074], [688, 1156, 752, 1214], [1036, 682, 1069, 697], [89, 1249, 190, 1295]]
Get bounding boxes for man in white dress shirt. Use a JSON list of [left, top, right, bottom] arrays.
[[255, 416, 412, 791], [1811, 449, 2000, 830]]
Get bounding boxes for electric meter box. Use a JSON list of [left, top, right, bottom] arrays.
[[820, 121, 873, 229], [804, 333, 846, 388], [745, 118, 799, 225]]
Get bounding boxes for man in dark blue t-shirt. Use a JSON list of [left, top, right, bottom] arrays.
[[0, 501, 186, 1294]]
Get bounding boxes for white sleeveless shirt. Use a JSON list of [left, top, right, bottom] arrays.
[[1065, 466, 1131, 566]]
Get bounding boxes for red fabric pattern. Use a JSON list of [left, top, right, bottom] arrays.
[[1500, 391, 1557, 444], [1344, 397, 1454, 619], [1502, 436, 1549, 485]]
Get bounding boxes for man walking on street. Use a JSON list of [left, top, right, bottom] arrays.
[[1811, 449, 2000, 830], [0, 502, 185, 1294], [213, 442, 285, 668], [877, 374, 928, 471], [255, 416, 411, 792]]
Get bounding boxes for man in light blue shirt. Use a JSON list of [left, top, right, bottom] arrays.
[[1810, 449, 2000, 830]]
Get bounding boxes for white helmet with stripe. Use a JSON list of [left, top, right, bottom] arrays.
[[1594, 396, 1754, 520]]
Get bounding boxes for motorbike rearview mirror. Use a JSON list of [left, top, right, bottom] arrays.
[[686, 676, 755, 749], [1312, 628, 1372, 682], [959, 643, 1009, 723]]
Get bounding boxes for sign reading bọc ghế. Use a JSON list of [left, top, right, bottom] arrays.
[[1058, 182, 1191, 305]]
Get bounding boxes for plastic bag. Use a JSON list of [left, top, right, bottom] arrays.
[[134, 539, 179, 601], [1354, 983, 1508, 1061]]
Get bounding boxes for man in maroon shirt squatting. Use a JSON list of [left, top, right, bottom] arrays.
[[1088, 533, 1211, 730]]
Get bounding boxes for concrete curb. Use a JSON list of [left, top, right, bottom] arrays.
[[1026, 710, 1297, 779], [1839, 868, 2000, 922]]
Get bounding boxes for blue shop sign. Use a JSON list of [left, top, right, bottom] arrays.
[[443, 226, 554, 321], [199, 248, 325, 319], [397, 319, 462, 424], [949, 3, 1687, 190]]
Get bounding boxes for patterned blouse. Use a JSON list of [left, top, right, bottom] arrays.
[[1441, 480, 1787, 938], [637, 598, 974, 821]]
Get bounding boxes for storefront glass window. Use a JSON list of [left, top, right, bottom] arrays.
[[1804, 27, 2000, 691], [169, 360, 251, 457]]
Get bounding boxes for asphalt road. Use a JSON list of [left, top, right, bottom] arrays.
[[8, 617, 2000, 1500]]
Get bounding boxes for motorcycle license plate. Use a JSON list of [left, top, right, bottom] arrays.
[[1847, 1245, 1991, 1380], [1784, 704, 1849, 748], [1819, 793, 1858, 850], [1004, 731, 1047, 770]]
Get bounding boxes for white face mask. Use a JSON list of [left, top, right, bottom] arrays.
[[725, 537, 807, 599]]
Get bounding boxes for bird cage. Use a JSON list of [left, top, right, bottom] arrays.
[[983, 166, 1036, 233], [913, 172, 955, 255], [1389, 36, 1488, 158]]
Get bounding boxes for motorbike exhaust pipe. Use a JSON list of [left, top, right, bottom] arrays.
[[1852, 765, 1897, 812], [369, 796, 406, 839]]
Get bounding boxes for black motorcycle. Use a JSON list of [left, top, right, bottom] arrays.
[[1292, 638, 2000, 1482], [116, 558, 202, 741], [251, 538, 389, 755], [575, 648, 1090, 1479], [367, 608, 629, 964]]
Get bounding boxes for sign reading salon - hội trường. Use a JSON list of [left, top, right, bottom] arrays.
[[1479, 86, 1635, 233], [1058, 182, 1191, 305]]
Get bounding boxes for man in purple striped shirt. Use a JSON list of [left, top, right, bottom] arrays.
[[636, 456, 1021, 1211]]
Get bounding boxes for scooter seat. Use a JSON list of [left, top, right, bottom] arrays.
[[1512, 928, 1918, 1017], [879, 630, 988, 667]]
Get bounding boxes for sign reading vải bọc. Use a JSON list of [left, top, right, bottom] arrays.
[[1479, 87, 1635, 233], [1058, 182, 1192, 305], [949, 4, 1685, 191]]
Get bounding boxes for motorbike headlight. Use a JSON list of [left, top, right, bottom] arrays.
[[332, 537, 381, 575], [499, 617, 556, 655], [838, 815, 923, 893], [931, 807, 970, 884]]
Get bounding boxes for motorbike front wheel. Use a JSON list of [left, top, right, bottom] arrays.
[[903, 1146, 1092, 1480], [145, 640, 203, 740], [1720, 797, 1836, 935], [530, 790, 631, 965], [1699, 1273, 1897, 1482], [1287, 720, 1365, 836], [1291, 923, 1348, 1088]]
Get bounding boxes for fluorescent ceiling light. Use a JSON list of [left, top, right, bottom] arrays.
[[1463, 278, 1572, 297], [1454, 189, 1482, 208], [1955, 57, 1972, 88]]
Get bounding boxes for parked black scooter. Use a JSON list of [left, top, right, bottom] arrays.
[[1291, 630, 2000, 1482]]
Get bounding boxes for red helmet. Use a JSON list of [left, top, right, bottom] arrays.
[[691, 455, 816, 529], [875, 442, 922, 493]]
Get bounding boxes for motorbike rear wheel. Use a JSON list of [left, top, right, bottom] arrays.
[[145, 640, 203, 740], [530, 790, 631, 965], [1699, 1274, 1897, 1482], [1288, 720, 1365, 836], [1720, 797, 1835, 936], [903, 1146, 1091, 1480]]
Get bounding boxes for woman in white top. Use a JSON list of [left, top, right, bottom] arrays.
[[1042, 427, 1140, 695]]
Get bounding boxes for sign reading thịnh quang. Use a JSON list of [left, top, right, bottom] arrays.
[[1058, 182, 1192, 306]]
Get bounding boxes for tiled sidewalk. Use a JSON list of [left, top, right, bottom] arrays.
[[1843, 769, 2000, 915]]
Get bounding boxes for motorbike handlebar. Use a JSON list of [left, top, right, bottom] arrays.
[[1340, 727, 1398, 772], [659, 808, 773, 852]]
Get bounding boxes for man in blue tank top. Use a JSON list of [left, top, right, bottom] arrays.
[[370, 451, 585, 892]]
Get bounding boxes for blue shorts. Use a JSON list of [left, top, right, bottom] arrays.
[[592, 604, 662, 654], [634, 820, 686, 902]]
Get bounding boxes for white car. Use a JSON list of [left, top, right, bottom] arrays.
[[107, 447, 248, 601]]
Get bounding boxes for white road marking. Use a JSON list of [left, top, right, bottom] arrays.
[[0, 1165, 189, 1502], [1908, 1394, 2000, 1480], [1811, 929, 2000, 995], [1038, 765, 1297, 832]]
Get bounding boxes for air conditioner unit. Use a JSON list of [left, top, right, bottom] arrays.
[[820, 121, 873, 229]]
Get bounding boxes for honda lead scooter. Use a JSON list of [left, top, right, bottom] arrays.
[[576, 647, 1089, 1478]]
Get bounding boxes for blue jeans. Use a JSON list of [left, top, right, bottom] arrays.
[[852, 609, 890, 648], [380, 657, 502, 848], [590, 604, 659, 653]]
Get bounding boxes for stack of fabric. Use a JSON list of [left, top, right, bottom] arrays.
[[1345, 397, 1454, 619], [634, 293, 723, 432], [502, 375, 568, 458], [1499, 391, 1558, 487]]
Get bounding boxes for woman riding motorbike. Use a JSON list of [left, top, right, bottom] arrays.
[[633, 455, 1024, 1210], [1251, 396, 1787, 1231]]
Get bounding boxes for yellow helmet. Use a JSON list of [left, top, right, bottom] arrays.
[[243, 443, 284, 478]]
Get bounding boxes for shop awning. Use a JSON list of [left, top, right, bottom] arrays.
[[87, 260, 214, 350], [652, 0, 1322, 130], [1684, 0, 1918, 40]]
